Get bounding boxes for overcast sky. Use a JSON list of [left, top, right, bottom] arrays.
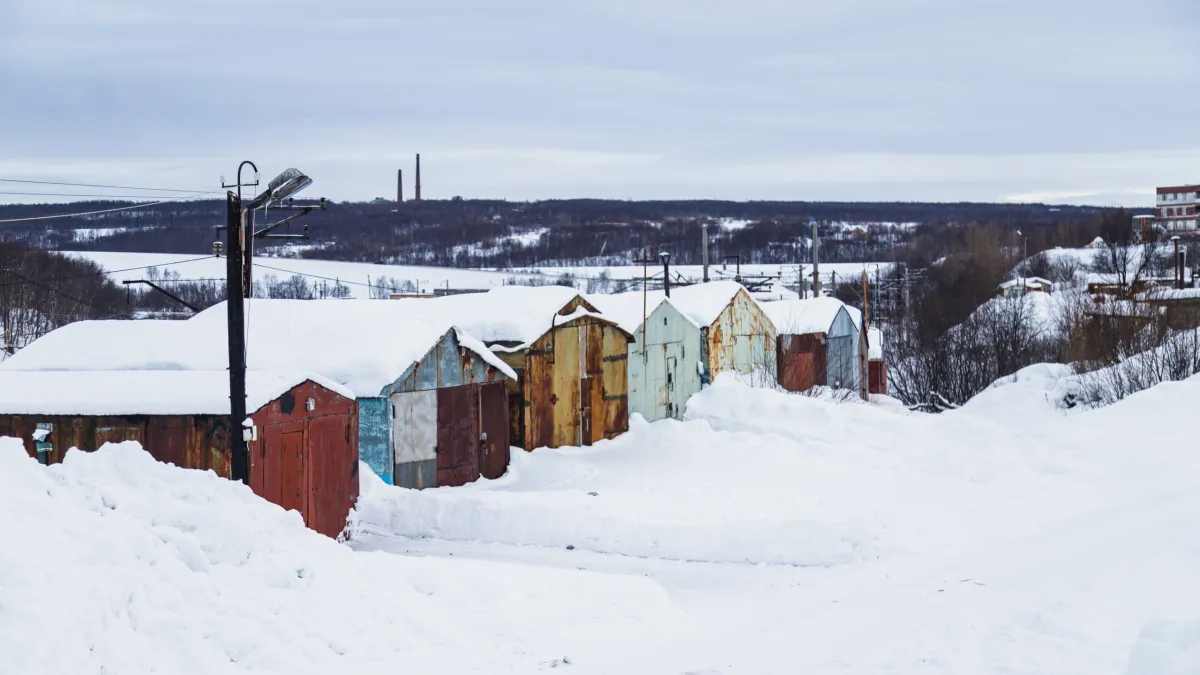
[[2, 0, 1197, 205]]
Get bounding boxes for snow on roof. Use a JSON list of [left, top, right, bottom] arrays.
[[7, 305, 517, 397], [0, 320, 197, 372], [1141, 287, 1200, 301], [321, 285, 586, 346], [588, 281, 748, 332], [761, 297, 854, 335], [188, 301, 517, 393], [586, 292, 688, 333], [0, 370, 353, 416], [999, 277, 1053, 289], [868, 327, 883, 361]]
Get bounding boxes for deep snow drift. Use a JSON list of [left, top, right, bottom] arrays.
[[10, 373, 1200, 674], [0, 440, 675, 674]]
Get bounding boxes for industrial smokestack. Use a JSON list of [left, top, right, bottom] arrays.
[[415, 154, 422, 201], [397, 169, 403, 202]]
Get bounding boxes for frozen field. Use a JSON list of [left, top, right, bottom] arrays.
[[6, 371, 1200, 673], [64, 251, 894, 297]]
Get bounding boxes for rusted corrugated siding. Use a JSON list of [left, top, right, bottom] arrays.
[[385, 329, 511, 394], [598, 323, 629, 439], [0, 413, 233, 473], [522, 316, 630, 450], [705, 288, 778, 379], [869, 360, 888, 395], [776, 333, 827, 392]]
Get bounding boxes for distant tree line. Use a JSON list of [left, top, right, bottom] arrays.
[[0, 198, 1120, 271]]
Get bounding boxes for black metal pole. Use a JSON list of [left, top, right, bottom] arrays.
[[661, 253, 671, 298], [226, 191, 249, 484]]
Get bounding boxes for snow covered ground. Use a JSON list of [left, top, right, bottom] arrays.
[[66, 251, 894, 297], [8, 373, 1200, 673]]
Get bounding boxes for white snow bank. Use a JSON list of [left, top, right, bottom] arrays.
[[0, 369, 353, 415], [0, 439, 677, 674], [954, 363, 1078, 424], [1126, 620, 1200, 675], [355, 375, 1089, 566]]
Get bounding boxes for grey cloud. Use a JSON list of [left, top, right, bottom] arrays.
[[1, 0, 1196, 204]]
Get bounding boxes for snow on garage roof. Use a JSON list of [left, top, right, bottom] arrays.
[[0, 320, 199, 372], [588, 281, 749, 332], [7, 308, 516, 397], [761, 297, 855, 335], [188, 301, 518, 394], [0, 370, 353, 416]]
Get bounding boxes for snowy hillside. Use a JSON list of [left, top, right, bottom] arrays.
[[8, 375, 1200, 673]]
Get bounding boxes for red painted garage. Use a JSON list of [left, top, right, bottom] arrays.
[[0, 370, 359, 539]]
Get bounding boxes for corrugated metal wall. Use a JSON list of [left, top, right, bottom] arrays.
[[357, 396, 392, 484], [0, 380, 359, 538], [776, 333, 827, 392], [0, 413, 231, 476], [628, 301, 704, 422], [826, 308, 861, 391], [522, 316, 630, 450], [381, 329, 512, 489], [704, 288, 778, 381], [869, 360, 888, 395]]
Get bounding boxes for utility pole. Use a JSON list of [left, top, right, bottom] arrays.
[[811, 220, 821, 296], [660, 251, 671, 298], [859, 270, 869, 402], [633, 248, 655, 332], [701, 221, 710, 283], [225, 190, 249, 484]]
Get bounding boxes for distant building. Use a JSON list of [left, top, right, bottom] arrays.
[[997, 277, 1053, 299], [1156, 184, 1200, 231]]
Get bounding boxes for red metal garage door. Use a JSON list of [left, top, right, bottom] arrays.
[[478, 381, 510, 480], [436, 385, 481, 488]]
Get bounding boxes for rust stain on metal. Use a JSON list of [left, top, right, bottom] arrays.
[[0, 380, 358, 539], [777, 333, 827, 392], [703, 288, 778, 379], [520, 315, 632, 450]]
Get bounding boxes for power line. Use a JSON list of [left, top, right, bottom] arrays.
[[0, 178, 210, 194], [0, 192, 224, 224], [0, 190, 217, 199], [0, 255, 217, 288], [6, 269, 121, 317]]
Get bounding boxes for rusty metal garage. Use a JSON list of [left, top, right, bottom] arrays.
[[0, 370, 359, 538]]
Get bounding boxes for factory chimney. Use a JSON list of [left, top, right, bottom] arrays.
[[396, 169, 403, 202], [415, 154, 422, 201]]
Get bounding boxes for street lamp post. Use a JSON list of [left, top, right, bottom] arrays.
[[220, 163, 321, 484]]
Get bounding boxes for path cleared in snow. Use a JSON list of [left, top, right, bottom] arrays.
[[354, 373, 1200, 674]]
